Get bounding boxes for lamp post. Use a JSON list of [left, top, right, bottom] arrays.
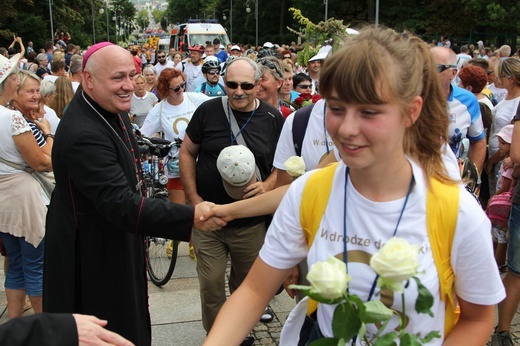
[[324, 0, 328, 21], [48, 0, 54, 43], [375, 0, 380, 27], [106, 0, 110, 41], [245, 0, 258, 47], [222, 9, 232, 42], [91, 0, 96, 44]]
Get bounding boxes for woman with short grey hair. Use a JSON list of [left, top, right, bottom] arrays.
[[35, 53, 50, 79]]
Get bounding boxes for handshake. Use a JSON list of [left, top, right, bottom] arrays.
[[193, 202, 233, 232]]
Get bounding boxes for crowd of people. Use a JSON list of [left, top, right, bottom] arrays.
[[0, 27, 518, 346]]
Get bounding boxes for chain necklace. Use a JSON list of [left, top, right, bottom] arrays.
[[81, 91, 144, 194]]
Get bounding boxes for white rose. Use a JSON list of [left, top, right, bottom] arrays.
[[284, 156, 306, 178], [370, 237, 419, 292], [307, 256, 351, 300]]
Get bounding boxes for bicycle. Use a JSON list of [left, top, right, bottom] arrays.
[[137, 135, 182, 287]]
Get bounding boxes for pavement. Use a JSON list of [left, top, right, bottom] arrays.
[[0, 242, 520, 345]]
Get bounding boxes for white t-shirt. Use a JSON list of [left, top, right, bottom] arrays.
[[130, 91, 158, 128], [489, 97, 520, 155], [154, 61, 175, 76], [478, 95, 494, 112], [260, 159, 505, 344], [447, 86, 485, 158], [140, 92, 210, 178], [43, 75, 59, 83], [274, 99, 333, 171], [0, 107, 32, 174], [183, 62, 203, 92], [44, 105, 60, 135], [489, 83, 507, 104]]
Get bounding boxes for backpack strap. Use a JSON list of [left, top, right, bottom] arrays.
[[300, 163, 337, 315], [426, 178, 459, 338], [292, 103, 315, 157]]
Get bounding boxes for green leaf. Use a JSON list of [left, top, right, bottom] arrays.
[[412, 277, 434, 317], [289, 285, 346, 304], [309, 338, 340, 346], [349, 294, 366, 320], [420, 331, 441, 343], [400, 333, 422, 346], [332, 301, 361, 341], [373, 332, 398, 346], [358, 323, 367, 340], [363, 300, 394, 323]]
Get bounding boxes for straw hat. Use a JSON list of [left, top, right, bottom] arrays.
[[0, 53, 21, 85]]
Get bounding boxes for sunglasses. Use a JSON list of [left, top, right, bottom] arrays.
[[157, 55, 166, 59], [257, 59, 284, 79], [169, 82, 186, 92], [207, 70, 220, 75], [436, 64, 457, 73], [225, 81, 256, 91], [297, 84, 312, 89]]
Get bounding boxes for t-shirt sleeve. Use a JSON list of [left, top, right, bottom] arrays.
[[185, 105, 205, 144], [502, 166, 514, 181], [140, 102, 162, 136], [191, 92, 211, 107], [466, 97, 486, 141], [259, 173, 310, 269], [11, 112, 31, 136], [273, 113, 296, 170], [452, 187, 506, 305]]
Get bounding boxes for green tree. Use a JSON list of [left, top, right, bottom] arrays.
[[136, 10, 150, 31]]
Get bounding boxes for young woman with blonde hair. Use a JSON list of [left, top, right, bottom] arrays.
[[202, 27, 504, 346]]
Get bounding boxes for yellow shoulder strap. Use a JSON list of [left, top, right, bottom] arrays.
[[300, 163, 338, 246], [300, 163, 337, 315], [426, 178, 459, 338]]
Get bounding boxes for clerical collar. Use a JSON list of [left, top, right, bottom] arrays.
[[82, 91, 118, 118]]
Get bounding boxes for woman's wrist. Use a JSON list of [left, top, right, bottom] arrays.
[[44, 134, 54, 139]]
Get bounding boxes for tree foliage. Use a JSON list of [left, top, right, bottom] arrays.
[[0, 0, 518, 52]]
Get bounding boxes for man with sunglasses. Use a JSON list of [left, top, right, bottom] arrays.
[[431, 46, 487, 172], [306, 46, 331, 94], [195, 58, 226, 97], [293, 73, 313, 94], [180, 57, 284, 346], [154, 49, 175, 76]]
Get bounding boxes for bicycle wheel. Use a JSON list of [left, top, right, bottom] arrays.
[[145, 237, 180, 287]]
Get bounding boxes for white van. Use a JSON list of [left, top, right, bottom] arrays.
[[169, 19, 230, 54], [158, 38, 170, 53]]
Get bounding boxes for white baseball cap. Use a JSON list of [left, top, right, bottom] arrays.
[[217, 145, 256, 200], [230, 45, 241, 52], [263, 42, 274, 49], [308, 45, 332, 62]]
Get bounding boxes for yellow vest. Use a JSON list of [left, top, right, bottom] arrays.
[[300, 163, 459, 337]]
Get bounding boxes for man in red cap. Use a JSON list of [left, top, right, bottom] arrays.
[[43, 42, 225, 346], [182, 44, 205, 92]]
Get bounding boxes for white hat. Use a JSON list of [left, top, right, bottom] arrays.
[[220, 44, 225, 49], [204, 55, 219, 62], [217, 145, 256, 200], [346, 28, 360, 35], [308, 45, 332, 62], [0, 53, 20, 85], [263, 42, 274, 49], [230, 45, 241, 52], [497, 124, 514, 144]]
